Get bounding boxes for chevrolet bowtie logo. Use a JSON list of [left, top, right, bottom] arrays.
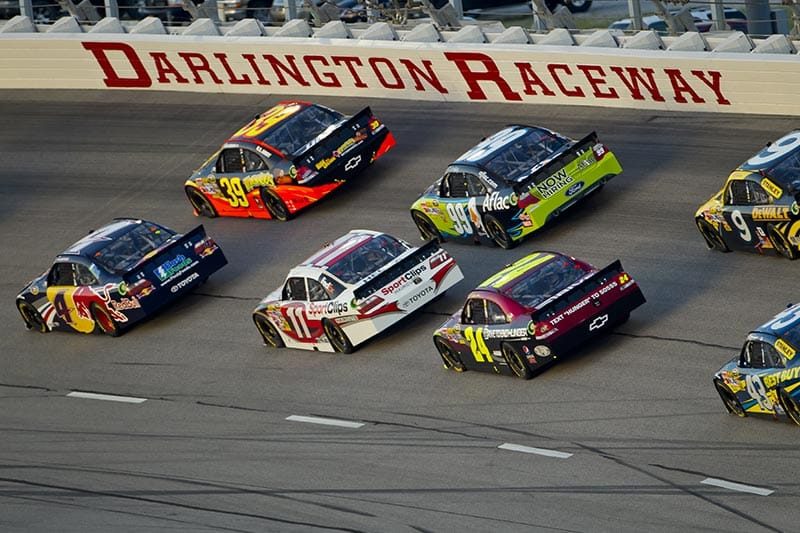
[[589, 314, 609, 331], [345, 155, 361, 171]]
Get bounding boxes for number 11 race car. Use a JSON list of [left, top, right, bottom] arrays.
[[185, 100, 396, 221], [16, 219, 227, 336], [433, 252, 645, 379], [252, 230, 463, 353]]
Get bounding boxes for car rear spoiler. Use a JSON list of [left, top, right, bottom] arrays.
[[353, 239, 442, 301], [515, 131, 599, 193]]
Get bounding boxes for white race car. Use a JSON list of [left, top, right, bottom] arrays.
[[252, 229, 463, 353]]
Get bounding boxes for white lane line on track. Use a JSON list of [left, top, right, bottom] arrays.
[[286, 415, 364, 429], [498, 443, 572, 459], [701, 478, 774, 496], [67, 391, 147, 404]]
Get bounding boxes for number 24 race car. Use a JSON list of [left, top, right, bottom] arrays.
[[433, 251, 645, 379], [185, 100, 395, 221]]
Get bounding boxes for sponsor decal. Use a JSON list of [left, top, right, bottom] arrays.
[[565, 181, 585, 197], [534, 168, 574, 199], [306, 300, 350, 316], [110, 297, 141, 311], [761, 178, 783, 199], [533, 345, 551, 357], [478, 171, 497, 189], [792, 201, 800, 216], [242, 173, 275, 190], [482, 327, 528, 339], [170, 272, 199, 293], [316, 156, 337, 170], [398, 281, 435, 310], [345, 155, 362, 171], [482, 191, 518, 212], [763, 366, 800, 388], [775, 338, 796, 360], [550, 281, 617, 325], [752, 206, 791, 221], [589, 314, 609, 331], [381, 264, 428, 296], [154, 255, 193, 282]]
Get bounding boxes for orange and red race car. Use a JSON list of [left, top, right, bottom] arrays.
[[184, 100, 396, 221]]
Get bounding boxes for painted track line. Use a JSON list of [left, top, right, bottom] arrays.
[[67, 391, 147, 404], [498, 443, 572, 459], [286, 415, 364, 428], [701, 477, 774, 496]]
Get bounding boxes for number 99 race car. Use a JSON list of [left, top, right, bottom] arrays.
[[432, 252, 645, 379], [252, 230, 463, 353], [696, 130, 800, 259], [185, 100, 396, 221], [713, 303, 800, 425], [15, 219, 227, 336], [409, 125, 622, 249]]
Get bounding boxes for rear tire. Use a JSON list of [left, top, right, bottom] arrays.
[[17, 299, 47, 333], [262, 189, 291, 221], [714, 379, 745, 417], [502, 343, 532, 380], [254, 314, 285, 348], [767, 224, 798, 260], [323, 319, 354, 354], [91, 303, 120, 337], [779, 388, 800, 426], [434, 337, 465, 372], [485, 214, 516, 249], [411, 210, 442, 243], [566, 0, 592, 12], [186, 187, 218, 218], [696, 217, 729, 252]]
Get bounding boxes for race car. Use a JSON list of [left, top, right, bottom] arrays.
[[185, 100, 396, 221], [432, 251, 645, 379], [252, 230, 463, 353], [15, 219, 227, 336], [409, 125, 622, 249], [713, 303, 800, 425], [696, 130, 800, 259]]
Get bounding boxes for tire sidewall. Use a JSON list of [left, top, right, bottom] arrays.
[[485, 215, 514, 249], [768, 224, 798, 260], [502, 343, 532, 379], [324, 319, 353, 354], [262, 189, 290, 221], [17, 300, 47, 333], [92, 303, 120, 337], [254, 314, 284, 348], [435, 337, 464, 371], [714, 380, 745, 417]]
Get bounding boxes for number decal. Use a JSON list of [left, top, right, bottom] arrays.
[[233, 103, 302, 138], [459, 128, 528, 162], [745, 374, 774, 411], [730, 209, 751, 242], [746, 132, 800, 167], [286, 306, 311, 339], [464, 326, 493, 363], [219, 177, 250, 208], [446, 203, 473, 236], [52, 291, 72, 323], [763, 305, 800, 331]]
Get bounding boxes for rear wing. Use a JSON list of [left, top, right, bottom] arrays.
[[531, 259, 625, 322], [516, 131, 599, 193], [354, 240, 442, 301]]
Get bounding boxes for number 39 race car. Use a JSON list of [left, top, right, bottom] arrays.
[[713, 303, 800, 425], [185, 100, 396, 221], [433, 252, 645, 379], [16, 219, 227, 336], [696, 130, 800, 259], [409, 125, 622, 249], [252, 230, 463, 353]]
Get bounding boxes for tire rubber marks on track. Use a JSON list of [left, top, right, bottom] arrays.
[[66, 391, 147, 404], [498, 442, 573, 459], [701, 477, 774, 496], [286, 415, 365, 428]]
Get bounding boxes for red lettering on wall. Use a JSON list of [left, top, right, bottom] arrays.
[[609, 66, 664, 102], [213, 53, 251, 85], [150, 52, 188, 84], [444, 52, 521, 101], [177, 52, 223, 84], [304, 55, 342, 88], [398, 59, 448, 94], [547, 64, 585, 97], [263, 54, 310, 87], [242, 53, 270, 85], [691, 70, 730, 105], [332, 56, 367, 88], [577, 65, 618, 99], [665, 68, 704, 103], [368, 57, 404, 89], [514, 62, 555, 96], [82, 42, 151, 88]]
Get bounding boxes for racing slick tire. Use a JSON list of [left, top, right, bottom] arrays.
[[713, 379, 746, 417], [502, 343, 533, 380], [17, 299, 47, 333], [767, 224, 799, 260], [323, 319, 354, 354], [185, 187, 218, 218], [262, 189, 292, 222], [485, 214, 516, 250], [696, 218, 730, 253], [434, 337, 466, 372], [254, 314, 285, 348], [91, 303, 120, 337], [778, 388, 800, 426], [411, 210, 442, 243]]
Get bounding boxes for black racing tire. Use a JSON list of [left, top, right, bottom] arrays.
[[714, 379, 746, 417], [262, 189, 291, 222], [253, 314, 285, 348], [91, 303, 120, 337], [485, 214, 516, 249], [566, 0, 592, 13], [411, 210, 442, 243], [323, 319, 354, 354], [185, 186, 218, 218], [778, 388, 800, 426], [434, 337, 465, 372], [502, 343, 532, 380], [696, 217, 729, 252], [767, 223, 799, 260], [17, 299, 47, 333]]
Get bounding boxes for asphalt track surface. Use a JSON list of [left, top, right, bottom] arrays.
[[1, 91, 799, 532]]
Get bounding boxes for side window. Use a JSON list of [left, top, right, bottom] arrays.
[[741, 341, 781, 369], [217, 148, 245, 174], [307, 279, 329, 302], [726, 180, 750, 205], [242, 149, 269, 173], [466, 172, 488, 196], [462, 298, 487, 325], [319, 274, 345, 299], [74, 264, 98, 286], [486, 301, 508, 325], [764, 342, 785, 368], [282, 277, 308, 301], [747, 182, 772, 205], [446, 173, 469, 198], [48, 263, 76, 286]]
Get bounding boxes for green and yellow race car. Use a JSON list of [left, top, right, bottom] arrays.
[[409, 125, 622, 249]]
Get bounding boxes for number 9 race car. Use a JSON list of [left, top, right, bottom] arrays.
[[713, 303, 800, 425], [252, 230, 463, 353], [432, 251, 645, 379], [16, 219, 227, 336], [409, 125, 622, 249], [185, 100, 396, 221], [696, 130, 800, 259]]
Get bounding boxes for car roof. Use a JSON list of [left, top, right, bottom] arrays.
[[227, 100, 313, 146], [477, 251, 569, 292], [295, 229, 384, 272], [740, 130, 800, 171], [59, 219, 157, 259], [452, 125, 552, 167]]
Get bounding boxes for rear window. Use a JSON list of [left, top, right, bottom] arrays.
[[327, 235, 408, 284], [504, 257, 588, 308], [483, 129, 570, 182], [93, 223, 174, 274], [261, 105, 343, 156]]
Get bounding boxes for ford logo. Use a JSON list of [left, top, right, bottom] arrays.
[[565, 181, 585, 197]]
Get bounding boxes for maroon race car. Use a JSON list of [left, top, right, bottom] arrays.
[[432, 251, 646, 379]]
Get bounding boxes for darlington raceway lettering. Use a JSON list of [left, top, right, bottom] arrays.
[[83, 43, 731, 106]]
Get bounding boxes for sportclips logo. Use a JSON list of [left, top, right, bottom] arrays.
[[307, 301, 350, 316], [155, 255, 192, 282], [381, 264, 427, 296], [170, 272, 199, 293]]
